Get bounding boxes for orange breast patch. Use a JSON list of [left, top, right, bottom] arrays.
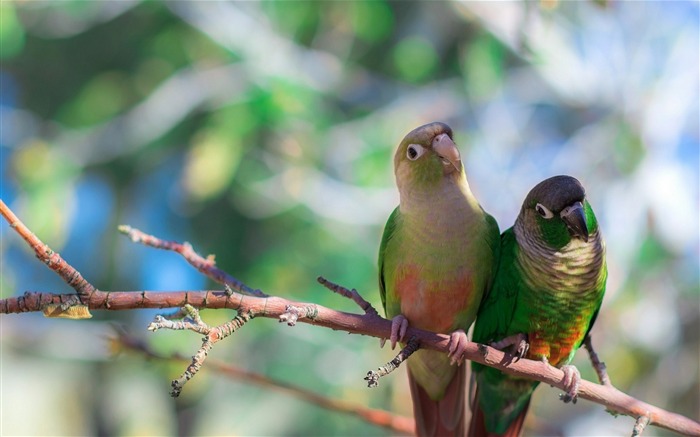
[[393, 265, 479, 334], [527, 324, 584, 366]]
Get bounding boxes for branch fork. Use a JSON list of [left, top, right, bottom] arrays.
[[146, 303, 255, 396]]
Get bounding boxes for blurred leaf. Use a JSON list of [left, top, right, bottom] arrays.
[[350, 1, 394, 43], [392, 36, 438, 83], [133, 57, 176, 98], [148, 25, 193, 70], [57, 71, 131, 128], [462, 32, 505, 98], [613, 121, 645, 175], [0, 3, 25, 58], [353, 148, 393, 187], [262, 0, 321, 45], [11, 140, 78, 247], [0, 269, 14, 299], [267, 78, 323, 122], [183, 129, 243, 201]]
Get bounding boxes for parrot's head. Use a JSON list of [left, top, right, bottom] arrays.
[[518, 175, 598, 249], [394, 122, 465, 195]]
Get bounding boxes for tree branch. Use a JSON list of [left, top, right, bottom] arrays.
[[1, 201, 698, 436], [0, 199, 97, 303]]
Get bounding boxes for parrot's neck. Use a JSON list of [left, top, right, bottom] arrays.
[[399, 176, 485, 258], [398, 176, 483, 239], [514, 220, 605, 294]]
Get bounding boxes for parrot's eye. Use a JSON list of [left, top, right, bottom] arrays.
[[535, 203, 554, 219], [406, 144, 425, 161]]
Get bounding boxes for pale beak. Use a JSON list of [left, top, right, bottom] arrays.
[[432, 133, 462, 173], [560, 201, 589, 242]]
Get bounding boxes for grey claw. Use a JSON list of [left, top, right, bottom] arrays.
[[491, 333, 529, 363], [514, 339, 530, 362], [389, 315, 409, 350], [559, 365, 581, 404]]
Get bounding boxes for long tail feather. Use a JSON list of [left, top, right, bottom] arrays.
[[468, 387, 530, 437], [408, 365, 467, 437]]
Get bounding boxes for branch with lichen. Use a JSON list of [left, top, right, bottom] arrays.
[[1, 200, 698, 437], [112, 330, 415, 435]]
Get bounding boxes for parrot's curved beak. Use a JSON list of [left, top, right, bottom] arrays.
[[432, 133, 462, 174], [560, 201, 589, 242]]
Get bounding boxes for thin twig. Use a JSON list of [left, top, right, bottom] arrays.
[[317, 275, 379, 316], [584, 335, 611, 386], [118, 225, 267, 298], [633, 414, 651, 437], [365, 337, 420, 388], [114, 331, 415, 435]]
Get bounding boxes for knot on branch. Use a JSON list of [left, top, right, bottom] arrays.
[[279, 304, 318, 326], [39, 294, 93, 319]]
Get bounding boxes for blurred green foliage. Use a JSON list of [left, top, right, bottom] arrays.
[[1, 1, 698, 436]]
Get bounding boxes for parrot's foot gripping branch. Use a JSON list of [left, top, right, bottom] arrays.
[[381, 314, 410, 349], [559, 365, 581, 404], [448, 329, 469, 365], [365, 337, 420, 388], [490, 332, 530, 363]]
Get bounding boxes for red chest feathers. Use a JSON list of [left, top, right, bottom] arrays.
[[392, 265, 480, 334]]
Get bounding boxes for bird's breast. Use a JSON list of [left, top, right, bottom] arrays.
[[392, 263, 480, 334]]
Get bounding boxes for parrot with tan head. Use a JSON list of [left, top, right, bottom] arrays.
[[378, 122, 500, 436]]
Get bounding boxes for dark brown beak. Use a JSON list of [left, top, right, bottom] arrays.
[[560, 201, 589, 242]]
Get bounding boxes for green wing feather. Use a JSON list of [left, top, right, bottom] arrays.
[[581, 262, 607, 344], [471, 227, 538, 435], [477, 211, 503, 310], [378, 206, 400, 313], [472, 227, 519, 348]]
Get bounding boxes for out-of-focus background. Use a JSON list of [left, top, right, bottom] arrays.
[[1, 1, 698, 435]]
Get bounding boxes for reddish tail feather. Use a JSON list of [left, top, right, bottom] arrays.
[[408, 364, 467, 437], [468, 388, 529, 437]]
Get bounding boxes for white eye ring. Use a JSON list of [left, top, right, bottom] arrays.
[[406, 144, 426, 161], [535, 203, 554, 219]]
